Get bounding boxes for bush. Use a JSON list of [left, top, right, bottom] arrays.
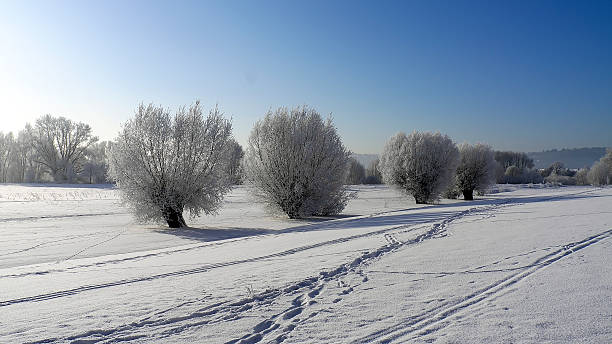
[[455, 143, 496, 200], [380, 131, 459, 204], [345, 158, 366, 185], [442, 184, 461, 199], [244, 105, 351, 218], [522, 168, 544, 184], [544, 173, 576, 185], [498, 165, 543, 184], [505, 165, 522, 178], [494, 151, 534, 170], [109, 102, 234, 228]]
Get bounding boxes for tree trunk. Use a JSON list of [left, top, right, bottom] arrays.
[[414, 196, 428, 204], [164, 207, 186, 228], [462, 189, 474, 201]]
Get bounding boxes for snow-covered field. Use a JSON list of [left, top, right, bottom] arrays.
[[1, 184, 611, 343]]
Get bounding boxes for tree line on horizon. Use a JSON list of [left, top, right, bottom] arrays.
[[1, 102, 611, 228]]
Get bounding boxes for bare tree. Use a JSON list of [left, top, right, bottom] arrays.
[[245, 105, 351, 218], [31, 115, 98, 182], [345, 158, 365, 185], [380, 131, 459, 204], [455, 143, 497, 200], [109, 102, 234, 228]]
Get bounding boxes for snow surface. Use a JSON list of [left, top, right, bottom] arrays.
[[0, 184, 611, 343]]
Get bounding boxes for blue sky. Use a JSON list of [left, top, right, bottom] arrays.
[[1, 0, 611, 153]]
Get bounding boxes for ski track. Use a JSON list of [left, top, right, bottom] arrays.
[[0, 231, 114, 257], [355, 228, 612, 344], [60, 228, 130, 262], [0, 212, 128, 223], [1, 189, 598, 278], [20, 201, 508, 344], [7, 188, 602, 343], [0, 207, 472, 279], [146, 206, 511, 343], [221, 203, 518, 344], [0, 205, 440, 279]]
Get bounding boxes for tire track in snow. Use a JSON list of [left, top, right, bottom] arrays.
[[356, 228, 612, 344]]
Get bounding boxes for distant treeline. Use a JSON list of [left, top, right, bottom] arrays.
[[0, 114, 244, 185], [1, 114, 610, 188], [0, 115, 111, 184], [527, 147, 607, 169], [350, 149, 612, 187]]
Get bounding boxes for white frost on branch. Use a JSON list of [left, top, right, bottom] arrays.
[[380, 131, 459, 204], [244, 105, 351, 218], [455, 143, 497, 200], [109, 101, 234, 228]]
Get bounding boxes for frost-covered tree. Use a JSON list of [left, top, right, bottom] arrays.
[[345, 158, 365, 185], [601, 148, 612, 175], [584, 149, 612, 186], [587, 160, 610, 186], [81, 141, 113, 184], [0, 132, 15, 183], [541, 161, 575, 178], [12, 129, 33, 182], [31, 115, 98, 182], [494, 151, 534, 170], [505, 165, 522, 177], [109, 102, 234, 228], [245, 105, 351, 218], [575, 168, 590, 185], [380, 131, 459, 204], [364, 158, 382, 184], [226, 139, 244, 185], [10, 124, 44, 182], [455, 143, 496, 200]]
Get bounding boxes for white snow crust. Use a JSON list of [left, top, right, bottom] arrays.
[[0, 184, 610, 343]]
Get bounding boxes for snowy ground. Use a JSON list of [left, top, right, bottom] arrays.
[[0, 184, 611, 343]]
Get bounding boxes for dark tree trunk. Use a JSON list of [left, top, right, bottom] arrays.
[[164, 207, 186, 228], [414, 196, 428, 204], [462, 189, 474, 201]]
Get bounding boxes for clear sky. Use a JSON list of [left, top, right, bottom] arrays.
[[1, 0, 611, 153]]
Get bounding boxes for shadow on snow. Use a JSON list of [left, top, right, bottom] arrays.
[[157, 190, 609, 244]]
